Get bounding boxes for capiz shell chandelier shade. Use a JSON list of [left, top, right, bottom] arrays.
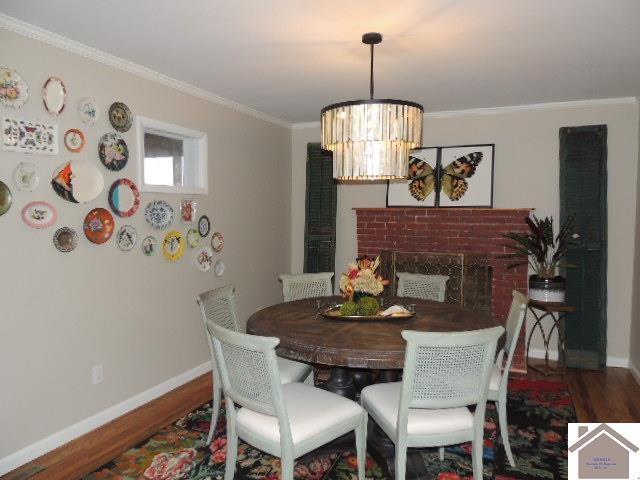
[[321, 32, 424, 180], [321, 99, 423, 180]]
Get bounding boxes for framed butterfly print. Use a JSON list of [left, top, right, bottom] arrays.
[[386, 144, 494, 208]]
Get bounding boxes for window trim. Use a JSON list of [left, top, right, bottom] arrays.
[[135, 116, 208, 195]]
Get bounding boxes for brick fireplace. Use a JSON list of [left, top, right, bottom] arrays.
[[355, 207, 531, 371]]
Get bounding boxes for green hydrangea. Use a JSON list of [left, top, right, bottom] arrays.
[[358, 296, 380, 316], [340, 301, 359, 316]]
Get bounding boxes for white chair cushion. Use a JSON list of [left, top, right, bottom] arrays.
[[236, 382, 362, 444], [361, 382, 473, 436], [277, 357, 312, 384]]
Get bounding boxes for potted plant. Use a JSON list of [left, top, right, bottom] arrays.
[[339, 256, 389, 315], [501, 215, 575, 303]]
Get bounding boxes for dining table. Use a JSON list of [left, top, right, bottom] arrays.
[[247, 295, 504, 399]]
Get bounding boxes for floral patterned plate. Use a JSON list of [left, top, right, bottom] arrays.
[[51, 161, 104, 204], [109, 102, 132, 132], [14, 162, 39, 192], [0, 181, 11, 216], [163, 230, 185, 261], [211, 231, 224, 252], [116, 225, 137, 251], [213, 259, 225, 277], [83, 208, 115, 244], [98, 132, 128, 171], [187, 228, 201, 248], [145, 200, 173, 230], [78, 97, 99, 124], [53, 227, 78, 253], [64, 128, 85, 152], [21, 201, 57, 229], [142, 235, 157, 256], [195, 246, 213, 272], [0, 67, 28, 108], [198, 215, 210, 237]]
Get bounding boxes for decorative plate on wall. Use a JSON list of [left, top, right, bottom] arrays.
[[108, 102, 132, 132], [13, 162, 39, 192], [145, 200, 173, 230], [64, 128, 85, 152], [211, 231, 224, 252], [21, 201, 57, 229], [187, 228, 201, 248], [78, 97, 99, 124], [198, 215, 210, 237], [116, 225, 137, 251], [180, 199, 196, 223], [0, 67, 28, 108], [42, 76, 66, 116], [98, 133, 129, 171], [142, 235, 157, 256], [195, 246, 214, 272], [213, 259, 225, 277], [2, 118, 58, 155], [163, 230, 185, 261], [53, 227, 78, 253], [51, 161, 104, 204], [83, 208, 115, 244], [0, 181, 13, 216], [108, 179, 140, 217]]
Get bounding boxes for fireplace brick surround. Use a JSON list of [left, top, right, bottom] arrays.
[[355, 207, 532, 371]]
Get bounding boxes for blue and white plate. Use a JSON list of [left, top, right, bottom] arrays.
[[144, 200, 173, 230]]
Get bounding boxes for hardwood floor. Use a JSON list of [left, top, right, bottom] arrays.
[[3, 366, 639, 480], [2, 374, 212, 480]]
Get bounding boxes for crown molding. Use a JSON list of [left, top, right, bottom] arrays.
[[0, 13, 290, 128], [291, 97, 638, 129]]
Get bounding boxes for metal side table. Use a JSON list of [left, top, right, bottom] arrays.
[[525, 299, 576, 375]]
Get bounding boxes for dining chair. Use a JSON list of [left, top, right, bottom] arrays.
[[197, 286, 313, 445], [396, 272, 449, 302], [487, 290, 527, 467], [209, 322, 368, 480], [360, 326, 504, 480], [278, 272, 333, 301]]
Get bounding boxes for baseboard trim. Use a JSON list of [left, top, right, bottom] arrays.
[[629, 360, 640, 386], [0, 361, 212, 476], [527, 349, 629, 368]]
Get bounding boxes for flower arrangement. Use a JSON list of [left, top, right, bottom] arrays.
[[339, 256, 389, 315]]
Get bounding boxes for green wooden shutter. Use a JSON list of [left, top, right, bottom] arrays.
[[304, 143, 337, 274], [559, 125, 607, 369]]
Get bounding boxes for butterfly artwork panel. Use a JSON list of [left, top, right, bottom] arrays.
[[386, 144, 494, 208], [386, 147, 438, 207], [438, 144, 494, 207]]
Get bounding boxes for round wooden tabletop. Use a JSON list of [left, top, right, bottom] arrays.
[[247, 296, 503, 369]]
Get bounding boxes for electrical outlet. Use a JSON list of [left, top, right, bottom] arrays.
[[92, 364, 103, 385]]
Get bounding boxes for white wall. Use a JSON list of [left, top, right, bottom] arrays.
[[0, 29, 291, 464], [291, 100, 640, 364], [630, 99, 640, 379]]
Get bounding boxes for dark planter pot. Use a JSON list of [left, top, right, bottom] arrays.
[[529, 275, 566, 303]]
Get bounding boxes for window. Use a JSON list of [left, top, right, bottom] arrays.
[[136, 116, 208, 194]]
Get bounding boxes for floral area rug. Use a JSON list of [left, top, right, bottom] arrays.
[[84, 379, 575, 480]]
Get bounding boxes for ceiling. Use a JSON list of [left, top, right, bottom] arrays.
[[2, 0, 640, 124]]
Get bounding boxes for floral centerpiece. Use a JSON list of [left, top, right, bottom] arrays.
[[339, 256, 389, 315]]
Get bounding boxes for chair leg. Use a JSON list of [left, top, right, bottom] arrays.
[[472, 428, 484, 480], [439, 447, 444, 461], [224, 401, 238, 480], [355, 412, 368, 480], [394, 444, 407, 480], [206, 383, 222, 445], [280, 451, 295, 480], [497, 399, 516, 467], [304, 368, 315, 386]]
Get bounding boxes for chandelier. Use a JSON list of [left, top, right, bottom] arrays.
[[321, 32, 424, 180]]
